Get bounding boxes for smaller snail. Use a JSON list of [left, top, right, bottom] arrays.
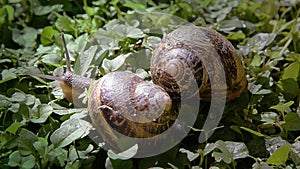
[[26, 34, 176, 150], [88, 71, 175, 141]]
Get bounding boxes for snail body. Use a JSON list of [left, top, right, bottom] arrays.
[[27, 26, 247, 151]]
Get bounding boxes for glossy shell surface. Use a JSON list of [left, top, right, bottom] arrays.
[[88, 71, 175, 147], [150, 26, 247, 100]]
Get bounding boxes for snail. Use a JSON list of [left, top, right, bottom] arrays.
[[27, 25, 247, 151], [151, 26, 247, 100]]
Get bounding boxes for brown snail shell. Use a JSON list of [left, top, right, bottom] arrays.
[[151, 26, 248, 100], [88, 71, 176, 148]]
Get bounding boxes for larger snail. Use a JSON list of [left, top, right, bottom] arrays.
[[27, 25, 247, 152], [151, 26, 247, 100]]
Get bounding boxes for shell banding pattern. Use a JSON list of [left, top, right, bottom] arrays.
[[151, 26, 247, 100], [88, 70, 199, 157], [151, 43, 203, 100], [88, 71, 177, 147]]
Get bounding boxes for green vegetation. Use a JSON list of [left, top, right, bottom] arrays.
[[0, 0, 299, 168]]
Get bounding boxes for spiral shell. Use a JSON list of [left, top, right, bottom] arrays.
[[151, 26, 247, 100], [88, 71, 176, 148]]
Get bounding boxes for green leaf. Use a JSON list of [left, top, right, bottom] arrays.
[[90, 31, 120, 51], [219, 18, 255, 32], [8, 0, 21, 2], [17, 128, 38, 151], [244, 33, 277, 53], [178, 2, 193, 19], [8, 151, 22, 167], [143, 36, 161, 50], [266, 145, 290, 165], [40, 26, 59, 46], [261, 112, 278, 124], [0, 68, 16, 83], [252, 161, 273, 169], [41, 53, 61, 65], [47, 146, 67, 166], [74, 46, 97, 75], [68, 144, 94, 162], [50, 118, 91, 147], [212, 140, 232, 163], [84, 6, 97, 16], [8, 150, 36, 168], [68, 146, 80, 162], [24, 94, 35, 106], [102, 53, 129, 73], [225, 141, 249, 159], [227, 32, 246, 41], [270, 101, 294, 114], [240, 127, 265, 137], [0, 94, 10, 107], [113, 24, 145, 38], [107, 158, 133, 169], [123, 2, 146, 10], [277, 78, 299, 100], [135, 68, 149, 79], [260, 0, 279, 18], [5, 122, 24, 134], [18, 102, 29, 120], [265, 137, 290, 154], [282, 112, 300, 131], [9, 103, 20, 113], [206, 140, 249, 164], [12, 27, 38, 48], [179, 148, 199, 161], [203, 142, 217, 156], [125, 27, 145, 38], [53, 108, 82, 116], [291, 141, 300, 165], [8, 92, 26, 102], [30, 104, 53, 123], [250, 54, 262, 67], [107, 144, 138, 160], [126, 50, 152, 70], [33, 138, 48, 156], [55, 15, 75, 33], [73, 33, 89, 53], [21, 154, 35, 169], [3, 5, 14, 23], [34, 5, 63, 16], [281, 62, 300, 81]]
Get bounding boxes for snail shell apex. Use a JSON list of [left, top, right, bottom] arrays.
[[151, 26, 247, 100]]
